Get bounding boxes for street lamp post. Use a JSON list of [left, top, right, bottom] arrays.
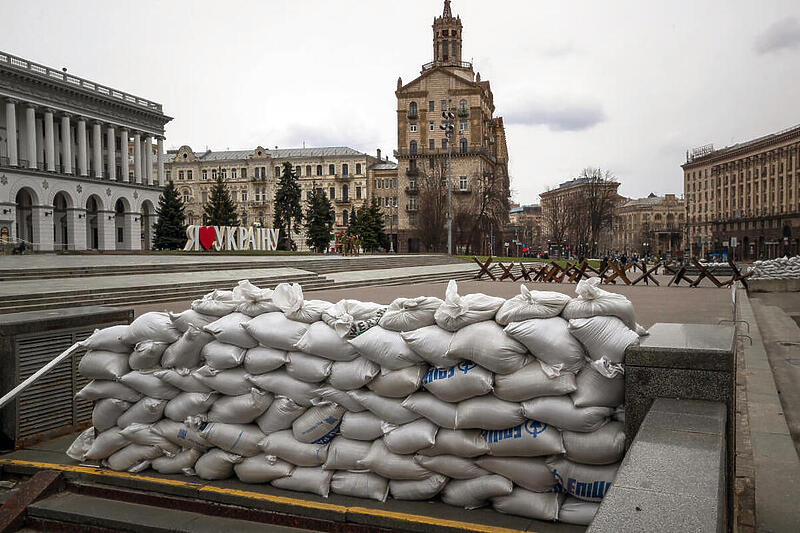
[[440, 105, 455, 256]]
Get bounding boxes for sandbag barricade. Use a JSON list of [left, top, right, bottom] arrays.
[[68, 279, 643, 525]]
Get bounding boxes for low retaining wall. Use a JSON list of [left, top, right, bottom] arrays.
[[748, 278, 800, 292]]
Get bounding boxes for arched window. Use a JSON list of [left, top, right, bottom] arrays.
[[182, 189, 191, 203], [342, 184, 349, 201], [460, 138, 468, 154], [356, 163, 361, 175], [408, 101, 418, 118], [329, 164, 335, 175], [410, 141, 418, 155], [316, 165, 323, 176], [342, 164, 349, 176], [459, 99, 467, 112]]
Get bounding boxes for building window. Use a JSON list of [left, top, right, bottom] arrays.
[[305, 165, 311, 176], [202, 169, 207, 180], [260, 166, 266, 179], [376, 179, 382, 189], [212, 169, 217, 179], [410, 123, 418, 133], [459, 176, 468, 190], [410, 141, 418, 154], [166, 170, 171, 180], [241, 191, 247, 202], [459, 120, 468, 131], [428, 101, 434, 112], [356, 186, 362, 199], [317, 165, 323, 176], [441, 99, 447, 111], [342, 163, 349, 176], [183, 190, 190, 203], [392, 178, 397, 189], [329, 164, 335, 175], [295, 165, 301, 176], [442, 139, 447, 149], [459, 99, 468, 112], [384, 179, 390, 189], [393, 196, 398, 207], [329, 187, 335, 199], [408, 101, 418, 118], [429, 121, 435, 132], [275, 166, 281, 177], [343, 210, 349, 225], [202, 192, 208, 203], [188, 213, 194, 225], [460, 138, 468, 153], [221, 168, 227, 179], [178, 170, 184, 180], [231, 169, 237, 179], [356, 163, 361, 175], [429, 139, 435, 150], [241, 168, 247, 179]]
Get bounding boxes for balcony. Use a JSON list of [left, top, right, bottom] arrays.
[[405, 186, 419, 195], [406, 167, 420, 177], [335, 198, 351, 205], [457, 108, 469, 118], [407, 111, 419, 120], [422, 60, 473, 71], [406, 204, 418, 213], [337, 173, 352, 180]]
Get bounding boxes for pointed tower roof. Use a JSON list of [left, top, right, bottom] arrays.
[[443, 0, 452, 18]]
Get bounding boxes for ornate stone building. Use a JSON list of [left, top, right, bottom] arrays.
[[164, 146, 392, 251], [394, 0, 510, 253], [612, 193, 685, 257], [505, 203, 543, 255], [0, 50, 171, 251], [682, 124, 800, 259]]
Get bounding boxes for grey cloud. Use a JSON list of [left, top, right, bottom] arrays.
[[505, 101, 605, 131], [754, 17, 800, 54]]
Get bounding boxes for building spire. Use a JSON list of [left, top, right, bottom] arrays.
[[443, 0, 452, 18]]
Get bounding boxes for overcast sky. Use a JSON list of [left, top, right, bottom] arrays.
[[3, 0, 800, 204]]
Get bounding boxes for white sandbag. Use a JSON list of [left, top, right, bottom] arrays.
[[327, 357, 380, 390], [357, 440, 431, 480], [390, 474, 448, 501], [120, 370, 181, 399], [417, 429, 489, 458], [207, 388, 272, 424], [234, 455, 294, 483], [80, 325, 132, 353], [504, 317, 585, 373], [161, 325, 214, 369], [85, 427, 129, 461], [367, 365, 426, 398], [379, 296, 442, 332], [322, 437, 372, 470], [441, 475, 513, 509], [476, 456, 557, 492], [455, 396, 524, 430], [382, 418, 438, 455], [493, 360, 577, 402], [491, 487, 562, 521], [242, 312, 309, 351], [232, 280, 281, 317], [272, 283, 332, 323], [495, 286, 571, 325], [401, 392, 457, 429], [348, 326, 422, 370], [293, 321, 359, 361], [292, 403, 345, 444], [562, 277, 637, 331], [66, 427, 95, 461], [247, 371, 317, 407], [78, 350, 130, 380], [151, 448, 202, 474], [447, 322, 528, 375], [434, 280, 505, 332], [169, 309, 217, 333], [129, 341, 169, 370], [258, 430, 329, 466], [271, 467, 333, 498], [75, 380, 142, 403], [481, 421, 565, 457], [413, 455, 488, 479], [151, 369, 210, 394], [92, 398, 131, 432], [331, 471, 389, 502], [255, 396, 307, 434], [243, 346, 288, 375], [285, 351, 333, 382], [339, 411, 384, 441], [199, 422, 265, 457], [422, 362, 493, 403], [151, 419, 211, 451], [558, 496, 601, 525], [546, 457, 619, 502], [311, 386, 366, 413], [203, 312, 258, 349], [116, 398, 167, 429], [194, 448, 243, 480], [322, 299, 386, 337], [118, 423, 180, 454], [192, 366, 251, 396], [201, 340, 247, 370], [571, 363, 624, 408], [521, 396, 613, 433], [563, 421, 625, 465], [192, 297, 238, 317], [104, 444, 163, 472], [568, 316, 639, 364], [347, 390, 421, 425], [400, 326, 459, 368], [120, 312, 181, 344]]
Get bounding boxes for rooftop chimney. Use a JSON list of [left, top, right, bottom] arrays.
[[377, 148, 382, 161]]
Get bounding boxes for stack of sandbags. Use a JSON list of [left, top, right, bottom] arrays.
[[68, 278, 644, 526], [748, 255, 800, 280]]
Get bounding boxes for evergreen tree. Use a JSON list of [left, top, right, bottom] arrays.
[[273, 162, 303, 250], [152, 180, 188, 250], [348, 200, 388, 253], [203, 173, 240, 227], [304, 187, 335, 253]]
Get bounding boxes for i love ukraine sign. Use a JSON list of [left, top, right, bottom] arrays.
[[184, 225, 281, 251]]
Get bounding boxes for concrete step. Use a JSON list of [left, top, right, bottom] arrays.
[[27, 491, 315, 533]]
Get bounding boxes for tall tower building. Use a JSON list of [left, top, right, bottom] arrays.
[[392, 0, 509, 254]]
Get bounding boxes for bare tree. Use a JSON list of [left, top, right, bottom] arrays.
[[413, 165, 448, 253], [543, 193, 571, 249], [577, 167, 620, 256]]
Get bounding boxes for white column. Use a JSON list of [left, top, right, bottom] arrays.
[[157, 136, 165, 186], [44, 110, 55, 172], [106, 125, 116, 181], [145, 136, 154, 186], [67, 208, 87, 250], [5, 99, 18, 166], [120, 129, 129, 182], [60, 114, 72, 174], [25, 105, 36, 169], [92, 122, 103, 178], [77, 118, 88, 176], [97, 210, 116, 250], [133, 132, 142, 184], [141, 137, 149, 184]]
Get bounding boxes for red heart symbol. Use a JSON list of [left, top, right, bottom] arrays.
[[198, 226, 216, 250]]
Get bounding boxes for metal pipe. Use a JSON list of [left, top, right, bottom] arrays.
[[0, 342, 81, 409]]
